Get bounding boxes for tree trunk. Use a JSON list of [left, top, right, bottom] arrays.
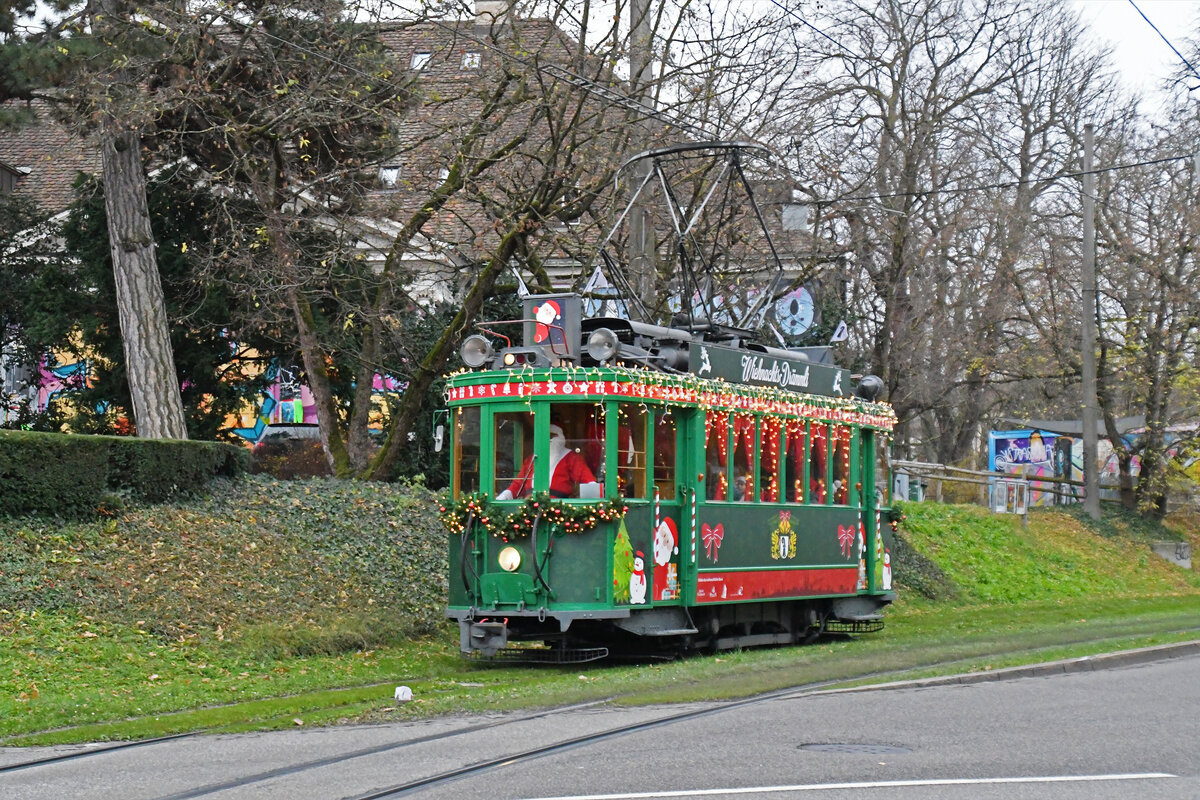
[[100, 127, 189, 440], [286, 285, 350, 474], [362, 229, 520, 481]]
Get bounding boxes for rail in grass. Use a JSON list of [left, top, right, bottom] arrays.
[[443, 293, 898, 660]]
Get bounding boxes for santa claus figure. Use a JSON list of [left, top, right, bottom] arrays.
[[497, 423, 597, 500], [533, 299, 565, 345], [629, 551, 647, 605], [652, 517, 678, 600]]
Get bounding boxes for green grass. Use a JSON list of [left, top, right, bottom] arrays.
[[2, 486, 1199, 746]]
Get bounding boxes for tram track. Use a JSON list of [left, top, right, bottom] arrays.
[[0, 731, 198, 775], [5, 635, 1197, 800], [341, 677, 856, 800], [155, 636, 1200, 800]]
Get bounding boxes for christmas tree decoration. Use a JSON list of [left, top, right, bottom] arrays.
[[612, 518, 635, 604]]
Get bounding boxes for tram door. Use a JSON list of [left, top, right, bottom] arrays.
[[608, 403, 687, 606], [648, 408, 686, 604], [860, 428, 892, 594]]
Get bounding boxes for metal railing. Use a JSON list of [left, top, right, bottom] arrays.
[[890, 459, 1114, 509]]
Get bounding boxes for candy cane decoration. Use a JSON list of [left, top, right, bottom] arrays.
[[654, 487, 661, 532], [689, 488, 697, 564]]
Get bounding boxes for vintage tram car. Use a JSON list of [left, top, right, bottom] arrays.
[[441, 294, 897, 660]]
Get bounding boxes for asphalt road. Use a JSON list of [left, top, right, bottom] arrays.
[[3, 647, 1199, 800]]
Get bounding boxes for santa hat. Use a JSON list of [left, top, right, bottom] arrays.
[[659, 517, 677, 541]]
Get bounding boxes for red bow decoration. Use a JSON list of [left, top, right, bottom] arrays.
[[701, 523, 724, 562], [837, 524, 856, 558]]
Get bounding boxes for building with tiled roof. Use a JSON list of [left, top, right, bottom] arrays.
[[0, 100, 100, 215]]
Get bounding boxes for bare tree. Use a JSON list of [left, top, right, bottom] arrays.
[[779, 0, 1119, 466]]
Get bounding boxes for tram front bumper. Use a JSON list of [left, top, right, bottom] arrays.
[[461, 621, 507, 656]]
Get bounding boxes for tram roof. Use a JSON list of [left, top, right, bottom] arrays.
[[445, 365, 896, 431]]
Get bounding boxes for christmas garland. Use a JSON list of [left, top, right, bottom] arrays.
[[439, 492, 627, 540]]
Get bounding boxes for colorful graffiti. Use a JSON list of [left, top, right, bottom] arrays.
[[228, 361, 409, 443], [37, 357, 92, 411], [989, 429, 1139, 505]]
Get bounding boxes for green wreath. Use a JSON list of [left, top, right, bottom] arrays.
[[439, 492, 627, 540]]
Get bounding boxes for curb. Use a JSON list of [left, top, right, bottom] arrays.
[[824, 639, 1200, 694]]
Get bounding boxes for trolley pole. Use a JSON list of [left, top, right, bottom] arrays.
[[628, 0, 656, 319], [1081, 124, 1101, 520]]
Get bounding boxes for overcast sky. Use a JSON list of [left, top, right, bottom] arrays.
[[1074, 0, 1200, 110]]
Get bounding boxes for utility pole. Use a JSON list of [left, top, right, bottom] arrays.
[[1081, 124, 1100, 520], [628, 0, 656, 319]]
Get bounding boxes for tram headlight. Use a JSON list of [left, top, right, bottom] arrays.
[[586, 327, 619, 363], [461, 335, 494, 368], [497, 546, 522, 572]]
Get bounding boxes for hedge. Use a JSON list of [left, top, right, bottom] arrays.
[[0, 430, 248, 517]]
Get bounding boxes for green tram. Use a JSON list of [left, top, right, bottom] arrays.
[[441, 294, 897, 660]]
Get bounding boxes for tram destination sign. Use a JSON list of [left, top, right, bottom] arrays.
[[689, 342, 850, 398]]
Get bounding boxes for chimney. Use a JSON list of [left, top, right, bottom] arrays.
[[475, 1, 508, 24]]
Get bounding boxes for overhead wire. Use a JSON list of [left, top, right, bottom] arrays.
[[375, 0, 723, 140], [1126, 0, 1200, 83], [138, 4, 1200, 219], [820, 153, 1195, 207]]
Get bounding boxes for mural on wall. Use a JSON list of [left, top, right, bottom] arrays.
[[229, 361, 409, 443], [989, 428, 1140, 505], [37, 357, 92, 412]]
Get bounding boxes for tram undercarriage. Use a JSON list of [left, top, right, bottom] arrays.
[[453, 595, 892, 663]]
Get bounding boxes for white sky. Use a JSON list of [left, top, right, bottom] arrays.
[[1074, 0, 1200, 111]]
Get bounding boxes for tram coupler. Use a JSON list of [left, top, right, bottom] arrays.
[[461, 620, 507, 656]]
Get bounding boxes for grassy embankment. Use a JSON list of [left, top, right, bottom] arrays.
[[2, 475, 1198, 746]]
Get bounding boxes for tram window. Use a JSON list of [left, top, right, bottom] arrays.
[[810, 422, 829, 504], [846, 428, 861, 506], [705, 411, 729, 500], [761, 417, 783, 502], [783, 419, 806, 503], [537, 404, 601, 498], [653, 411, 677, 500], [832, 426, 850, 505], [453, 406, 481, 498], [614, 404, 648, 498], [493, 412, 533, 498], [876, 433, 892, 506], [732, 414, 755, 502], [575, 404, 607, 482]]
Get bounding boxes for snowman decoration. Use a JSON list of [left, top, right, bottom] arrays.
[[629, 550, 647, 605], [882, 548, 893, 591]]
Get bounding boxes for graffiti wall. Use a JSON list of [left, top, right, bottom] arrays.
[[229, 361, 408, 443], [989, 429, 1138, 505]]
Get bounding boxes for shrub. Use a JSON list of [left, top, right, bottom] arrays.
[[250, 439, 331, 479], [0, 430, 247, 517]]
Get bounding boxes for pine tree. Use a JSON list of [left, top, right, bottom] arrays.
[[612, 518, 634, 604]]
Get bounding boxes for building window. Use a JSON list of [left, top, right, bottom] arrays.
[[462, 51, 481, 69], [411, 52, 432, 70], [378, 165, 400, 189]]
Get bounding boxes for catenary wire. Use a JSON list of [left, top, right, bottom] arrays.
[[106, 5, 1200, 211], [1126, 0, 1200, 83]]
